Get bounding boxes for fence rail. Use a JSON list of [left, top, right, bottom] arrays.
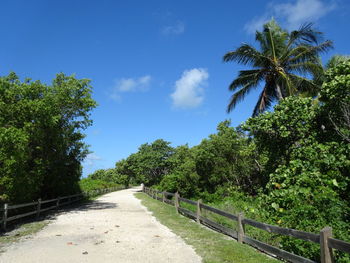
[[143, 186, 350, 263], [1, 186, 124, 231]]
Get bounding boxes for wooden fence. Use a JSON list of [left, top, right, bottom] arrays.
[[0, 186, 124, 231], [143, 186, 350, 263]]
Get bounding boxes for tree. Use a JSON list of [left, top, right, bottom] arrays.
[[0, 73, 96, 203], [159, 145, 199, 197], [223, 19, 332, 116], [194, 120, 262, 196], [115, 139, 174, 186], [320, 59, 350, 143], [244, 94, 350, 262]]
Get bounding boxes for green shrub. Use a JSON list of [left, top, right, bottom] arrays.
[[78, 178, 119, 193]]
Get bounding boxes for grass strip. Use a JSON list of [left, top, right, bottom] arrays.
[[135, 193, 279, 263]]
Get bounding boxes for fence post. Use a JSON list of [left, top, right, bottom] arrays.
[[56, 197, 60, 209], [320, 227, 334, 263], [238, 212, 245, 244], [36, 198, 42, 219], [175, 192, 179, 214], [2, 203, 8, 230], [196, 199, 202, 224], [162, 192, 165, 203]]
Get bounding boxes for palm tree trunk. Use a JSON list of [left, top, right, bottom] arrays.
[[276, 85, 284, 100]]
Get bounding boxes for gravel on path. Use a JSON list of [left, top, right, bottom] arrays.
[[0, 187, 202, 263]]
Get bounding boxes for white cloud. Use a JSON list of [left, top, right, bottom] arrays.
[[244, 0, 336, 33], [110, 75, 151, 101], [84, 153, 102, 167], [275, 0, 336, 29], [162, 21, 185, 35], [171, 68, 209, 109]]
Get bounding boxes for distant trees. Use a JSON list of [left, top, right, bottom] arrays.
[[115, 139, 174, 186], [0, 73, 96, 203], [223, 20, 332, 116]]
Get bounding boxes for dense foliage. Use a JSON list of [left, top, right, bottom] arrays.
[[78, 178, 119, 193], [0, 73, 96, 203]]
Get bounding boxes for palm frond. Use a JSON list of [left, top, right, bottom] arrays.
[[227, 82, 259, 113], [288, 74, 320, 96], [255, 31, 269, 53], [223, 44, 270, 67], [288, 23, 323, 46], [287, 61, 324, 77], [287, 41, 333, 64], [228, 69, 265, 91]]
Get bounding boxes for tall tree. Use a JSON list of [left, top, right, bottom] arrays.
[[223, 19, 332, 116], [0, 73, 96, 203]]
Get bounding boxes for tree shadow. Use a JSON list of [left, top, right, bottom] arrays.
[[0, 198, 118, 235], [69, 200, 118, 211]]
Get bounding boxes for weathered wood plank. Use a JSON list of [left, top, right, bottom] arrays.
[[200, 216, 237, 239], [164, 191, 174, 197], [243, 236, 316, 263], [8, 202, 38, 209], [41, 198, 59, 204], [320, 227, 334, 263], [238, 212, 244, 243], [178, 207, 196, 219], [200, 203, 238, 221], [7, 210, 37, 221], [196, 199, 202, 224], [175, 192, 180, 214], [2, 204, 8, 230], [243, 218, 320, 243], [178, 197, 197, 206], [328, 237, 350, 253]]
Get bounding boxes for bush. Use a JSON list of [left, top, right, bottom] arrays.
[[78, 178, 120, 193]]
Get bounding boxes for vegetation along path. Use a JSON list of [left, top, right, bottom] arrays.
[[0, 187, 201, 263]]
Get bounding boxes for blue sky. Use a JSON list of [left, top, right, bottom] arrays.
[[0, 0, 349, 177]]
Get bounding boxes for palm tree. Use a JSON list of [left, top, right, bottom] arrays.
[[223, 19, 333, 116]]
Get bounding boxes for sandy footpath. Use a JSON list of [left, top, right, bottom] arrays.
[[0, 187, 201, 263]]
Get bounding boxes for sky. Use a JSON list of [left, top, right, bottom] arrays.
[[0, 0, 349, 177]]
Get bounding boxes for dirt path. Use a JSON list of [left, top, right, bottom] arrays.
[[0, 188, 202, 263]]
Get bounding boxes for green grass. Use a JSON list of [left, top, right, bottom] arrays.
[[135, 193, 279, 263], [0, 221, 49, 252]]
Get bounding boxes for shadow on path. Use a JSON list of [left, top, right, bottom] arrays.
[[0, 193, 123, 235]]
